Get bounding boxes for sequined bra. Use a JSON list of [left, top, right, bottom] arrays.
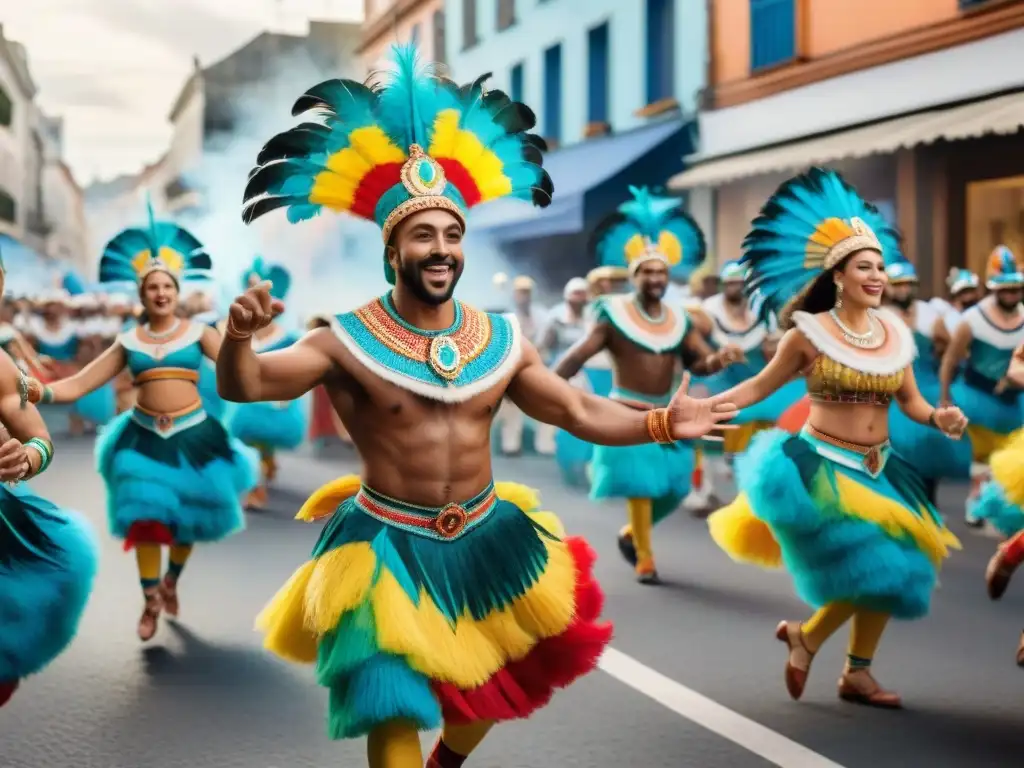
[[792, 309, 914, 407]]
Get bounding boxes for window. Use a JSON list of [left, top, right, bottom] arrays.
[[587, 22, 610, 125], [433, 10, 447, 65], [749, 0, 796, 72], [0, 86, 11, 128], [509, 62, 524, 103], [543, 44, 562, 143], [645, 0, 675, 104], [960, 0, 995, 7], [497, 0, 516, 31], [462, 0, 478, 49], [410, 23, 421, 46], [0, 189, 14, 224]]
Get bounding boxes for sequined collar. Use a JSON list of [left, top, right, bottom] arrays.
[[324, 293, 522, 403], [596, 294, 689, 353]]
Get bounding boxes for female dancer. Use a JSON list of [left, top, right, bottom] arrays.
[[0, 261, 98, 706], [706, 167, 967, 707], [884, 254, 971, 502], [226, 257, 308, 508], [25, 214, 258, 641]]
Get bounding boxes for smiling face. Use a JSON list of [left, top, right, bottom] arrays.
[[389, 208, 465, 306], [632, 259, 669, 302], [140, 270, 179, 320], [836, 249, 887, 309]]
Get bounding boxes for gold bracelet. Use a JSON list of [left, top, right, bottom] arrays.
[[224, 318, 253, 343], [658, 408, 675, 443], [646, 408, 674, 444]]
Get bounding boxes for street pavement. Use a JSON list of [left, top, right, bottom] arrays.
[[2, 436, 1023, 768]]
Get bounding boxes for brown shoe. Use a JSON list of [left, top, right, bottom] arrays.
[[837, 669, 902, 709], [244, 485, 268, 510], [635, 557, 660, 585], [159, 577, 179, 618], [138, 589, 163, 642], [776, 620, 814, 700], [986, 545, 1019, 600]]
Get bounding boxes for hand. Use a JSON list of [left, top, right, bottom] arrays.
[[667, 372, 739, 441], [0, 437, 29, 482], [932, 405, 968, 439], [1006, 352, 1024, 389], [226, 280, 285, 339], [715, 344, 747, 368]]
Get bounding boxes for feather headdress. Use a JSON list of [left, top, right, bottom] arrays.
[[719, 260, 747, 283], [242, 43, 553, 284], [589, 186, 705, 280], [741, 167, 898, 319], [946, 267, 980, 296], [98, 198, 212, 285], [242, 255, 291, 300], [883, 240, 917, 285], [985, 245, 1024, 290]]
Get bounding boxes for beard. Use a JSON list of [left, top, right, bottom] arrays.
[[996, 296, 1021, 313], [890, 294, 914, 310], [639, 284, 666, 302], [724, 291, 745, 306], [399, 254, 463, 306]]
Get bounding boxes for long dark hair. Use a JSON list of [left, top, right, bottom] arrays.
[[778, 262, 845, 329]]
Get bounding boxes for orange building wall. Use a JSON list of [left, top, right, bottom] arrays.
[[361, 0, 442, 76], [713, 0, 963, 85]]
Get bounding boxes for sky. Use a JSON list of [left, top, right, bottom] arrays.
[[1, 0, 363, 186]]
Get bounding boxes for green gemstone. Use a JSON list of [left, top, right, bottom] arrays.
[[418, 159, 436, 184], [437, 341, 458, 369]]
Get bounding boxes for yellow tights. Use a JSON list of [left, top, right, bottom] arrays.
[[626, 498, 654, 566], [801, 602, 890, 668], [135, 543, 194, 592], [366, 719, 494, 768]]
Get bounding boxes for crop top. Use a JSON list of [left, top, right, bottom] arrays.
[[118, 321, 206, 385], [792, 309, 915, 406]]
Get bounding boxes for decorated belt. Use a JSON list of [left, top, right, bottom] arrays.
[[133, 367, 200, 385], [807, 391, 893, 406], [355, 483, 498, 541], [802, 424, 891, 478], [132, 400, 206, 437]]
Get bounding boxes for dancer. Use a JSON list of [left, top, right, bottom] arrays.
[[0, 262, 98, 706], [706, 167, 967, 708], [226, 256, 308, 508], [554, 186, 743, 584], [931, 267, 982, 333], [225, 44, 736, 767], [25, 213, 258, 642], [940, 246, 1024, 525], [884, 255, 971, 503]]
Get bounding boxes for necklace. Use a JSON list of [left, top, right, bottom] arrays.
[[143, 319, 181, 340], [632, 296, 667, 325], [829, 309, 884, 349]]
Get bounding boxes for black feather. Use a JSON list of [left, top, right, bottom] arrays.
[[243, 163, 299, 203], [241, 195, 296, 225], [587, 212, 628, 261], [256, 124, 330, 165]]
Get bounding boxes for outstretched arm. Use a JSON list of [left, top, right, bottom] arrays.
[[712, 329, 808, 409], [38, 343, 126, 403], [507, 341, 737, 445], [552, 322, 609, 379], [218, 327, 336, 402], [939, 321, 971, 404], [0, 353, 52, 481]]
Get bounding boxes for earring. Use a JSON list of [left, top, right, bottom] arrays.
[[835, 282, 844, 310]]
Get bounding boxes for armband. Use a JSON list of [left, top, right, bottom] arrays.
[[23, 437, 53, 478]]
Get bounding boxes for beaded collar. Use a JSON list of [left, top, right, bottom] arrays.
[[703, 293, 767, 352], [323, 293, 521, 403], [119, 320, 205, 361], [792, 308, 915, 375], [595, 294, 689, 353], [962, 301, 1024, 350]]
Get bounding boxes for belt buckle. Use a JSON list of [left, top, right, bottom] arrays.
[[863, 444, 883, 477], [434, 503, 469, 538], [155, 414, 174, 433]]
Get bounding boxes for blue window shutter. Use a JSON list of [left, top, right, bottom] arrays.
[[750, 0, 796, 72]]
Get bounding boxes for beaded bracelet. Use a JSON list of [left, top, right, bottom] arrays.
[[23, 437, 53, 478], [41, 385, 54, 404]]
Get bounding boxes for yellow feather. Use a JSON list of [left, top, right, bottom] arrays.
[[967, 423, 1015, 465], [255, 560, 319, 663], [707, 495, 783, 568], [295, 474, 361, 522], [989, 429, 1024, 506], [657, 231, 682, 266], [306, 542, 377, 632], [309, 127, 406, 211], [429, 110, 512, 202]]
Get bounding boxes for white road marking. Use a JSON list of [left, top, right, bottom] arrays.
[[599, 647, 848, 768]]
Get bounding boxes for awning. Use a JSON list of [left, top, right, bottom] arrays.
[[0, 235, 57, 297], [468, 118, 688, 241], [669, 90, 1024, 190]]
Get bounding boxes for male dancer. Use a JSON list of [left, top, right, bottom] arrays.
[[553, 188, 743, 583], [219, 45, 737, 768]]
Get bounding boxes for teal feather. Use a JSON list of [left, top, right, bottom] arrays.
[[99, 215, 211, 285]]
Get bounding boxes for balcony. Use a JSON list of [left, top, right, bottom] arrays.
[[750, 0, 797, 72]]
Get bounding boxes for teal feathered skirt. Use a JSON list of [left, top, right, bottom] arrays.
[[256, 477, 612, 739], [226, 398, 308, 453], [0, 483, 98, 682], [197, 360, 226, 421], [708, 429, 961, 619], [589, 387, 694, 522], [71, 382, 117, 426], [968, 430, 1024, 537], [554, 369, 610, 489], [95, 404, 259, 549], [889, 368, 971, 480]]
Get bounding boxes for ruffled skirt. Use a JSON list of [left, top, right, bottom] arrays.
[[226, 399, 308, 452], [969, 429, 1024, 537], [590, 441, 693, 522], [257, 478, 612, 739], [708, 429, 960, 619], [890, 372, 972, 480], [950, 378, 1023, 465], [0, 484, 98, 680], [95, 407, 258, 548]]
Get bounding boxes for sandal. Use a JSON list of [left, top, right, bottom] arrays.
[[138, 589, 163, 642], [776, 620, 814, 700], [159, 577, 179, 618]]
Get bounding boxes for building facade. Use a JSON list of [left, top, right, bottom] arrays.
[[671, 0, 1024, 292], [360, 0, 446, 75], [0, 26, 38, 249]]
